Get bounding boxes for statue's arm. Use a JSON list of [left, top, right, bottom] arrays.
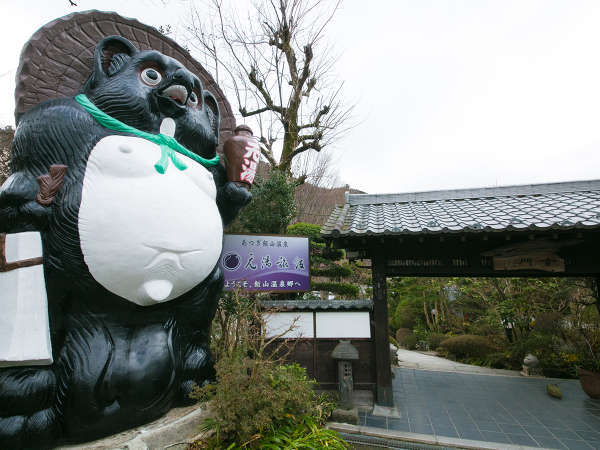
[[0, 171, 51, 233], [210, 162, 252, 227], [0, 99, 94, 234]]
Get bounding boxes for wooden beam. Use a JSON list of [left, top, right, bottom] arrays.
[[372, 251, 393, 406]]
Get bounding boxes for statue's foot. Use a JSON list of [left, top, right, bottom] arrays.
[[179, 345, 216, 404], [0, 367, 60, 449]]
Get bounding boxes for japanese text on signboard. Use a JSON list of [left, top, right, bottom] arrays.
[[219, 234, 310, 292]]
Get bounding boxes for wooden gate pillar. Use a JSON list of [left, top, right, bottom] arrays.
[[372, 252, 393, 406]]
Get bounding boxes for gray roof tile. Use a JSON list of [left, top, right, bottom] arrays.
[[321, 179, 600, 237], [260, 299, 373, 310]]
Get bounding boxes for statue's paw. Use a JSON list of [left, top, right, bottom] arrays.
[[178, 345, 216, 404], [223, 181, 252, 207], [0, 367, 60, 449]]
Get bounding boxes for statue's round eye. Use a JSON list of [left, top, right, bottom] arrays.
[[188, 91, 199, 107], [141, 68, 162, 86]]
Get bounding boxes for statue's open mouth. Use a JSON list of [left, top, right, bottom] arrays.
[[161, 85, 188, 105], [157, 84, 189, 115]]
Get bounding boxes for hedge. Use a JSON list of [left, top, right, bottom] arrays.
[[287, 222, 322, 240], [310, 265, 353, 278], [311, 282, 360, 298], [440, 335, 496, 358]]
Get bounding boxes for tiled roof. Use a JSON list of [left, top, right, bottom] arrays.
[[260, 299, 373, 310], [321, 180, 600, 237]]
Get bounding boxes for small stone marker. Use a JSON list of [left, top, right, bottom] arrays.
[[332, 340, 359, 409], [547, 383, 562, 399], [521, 353, 542, 377]]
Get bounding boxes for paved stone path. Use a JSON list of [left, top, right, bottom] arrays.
[[357, 351, 600, 449], [361, 367, 600, 449], [396, 348, 520, 376]]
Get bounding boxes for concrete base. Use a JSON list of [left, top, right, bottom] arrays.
[[371, 404, 402, 418], [330, 407, 359, 425], [351, 389, 374, 410], [317, 389, 374, 411], [56, 404, 208, 450]]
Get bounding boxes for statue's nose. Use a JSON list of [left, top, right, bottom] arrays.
[[172, 68, 194, 94]]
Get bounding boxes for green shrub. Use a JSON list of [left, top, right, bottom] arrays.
[[311, 281, 359, 298], [391, 303, 420, 330], [259, 415, 349, 449], [399, 332, 418, 350], [229, 170, 296, 234], [324, 248, 345, 260], [311, 264, 353, 278], [395, 328, 412, 343], [470, 319, 502, 337], [310, 255, 330, 266], [193, 290, 343, 448], [311, 241, 327, 251], [426, 333, 446, 351], [533, 312, 563, 333], [484, 352, 512, 369], [193, 359, 336, 447], [508, 333, 553, 363], [440, 335, 496, 358], [287, 222, 322, 240]]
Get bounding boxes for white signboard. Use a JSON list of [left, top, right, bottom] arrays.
[[264, 312, 314, 338], [315, 311, 371, 338], [263, 311, 371, 339]]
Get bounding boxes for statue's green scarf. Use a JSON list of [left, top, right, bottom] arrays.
[[75, 94, 220, 174]]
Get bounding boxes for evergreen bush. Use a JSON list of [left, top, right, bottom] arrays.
[[398, 332, 418, 350], [440, 335, 496, 358], [228, 170, 297, 234], [194, 360, 334, 446], [287, 222, 360, 299], [192, 290, 344, 448], [311, 281, 359, 298], [425, 333, 446, 351]]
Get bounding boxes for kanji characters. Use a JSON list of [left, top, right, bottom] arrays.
[[294, 257, 305, 270], [239, 140, 260, 184], [245, 252, 257, 270], [261, 255, 272, 269], [276, 256, 289, 269]]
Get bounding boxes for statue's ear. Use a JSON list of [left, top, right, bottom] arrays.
[[86, 36, 138, 89], [203, 90, 221, 142]]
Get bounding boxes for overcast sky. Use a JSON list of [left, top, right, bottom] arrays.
[[2, 0, 600, 194]]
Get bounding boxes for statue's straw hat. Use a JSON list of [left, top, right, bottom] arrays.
[[14, 10, 235, 142]]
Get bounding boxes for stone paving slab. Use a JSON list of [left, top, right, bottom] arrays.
[[329, 422, 542, 450], [396, 349, 521, 376], [361, 368, 600, 450]]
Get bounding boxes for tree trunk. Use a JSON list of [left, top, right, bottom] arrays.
[[593, 277, 600, 316]]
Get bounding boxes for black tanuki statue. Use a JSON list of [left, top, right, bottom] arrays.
[[0, 12, 250, 449]]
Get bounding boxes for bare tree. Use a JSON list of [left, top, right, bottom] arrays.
[[0, 126, 13, 185], [185, 0, 353, 182]]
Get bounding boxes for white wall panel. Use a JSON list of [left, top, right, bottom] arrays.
[[263, 312, 314, 338], [315, 311, 371, 338], [1, 232, 52, 367]]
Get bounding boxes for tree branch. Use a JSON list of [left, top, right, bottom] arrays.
[[298, 104, 330, 129], [289, 140, 322, 159], [240, 106, 276, 117], [258, 137, 277, 167], [248, 66, 285, 114], [297, 131, 323, 142]]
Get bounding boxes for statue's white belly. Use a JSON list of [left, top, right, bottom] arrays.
[[78, 135, 223, 306]]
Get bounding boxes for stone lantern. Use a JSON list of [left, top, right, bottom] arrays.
[[332, 340, 360, 408], [521, 353, 541, 376]]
